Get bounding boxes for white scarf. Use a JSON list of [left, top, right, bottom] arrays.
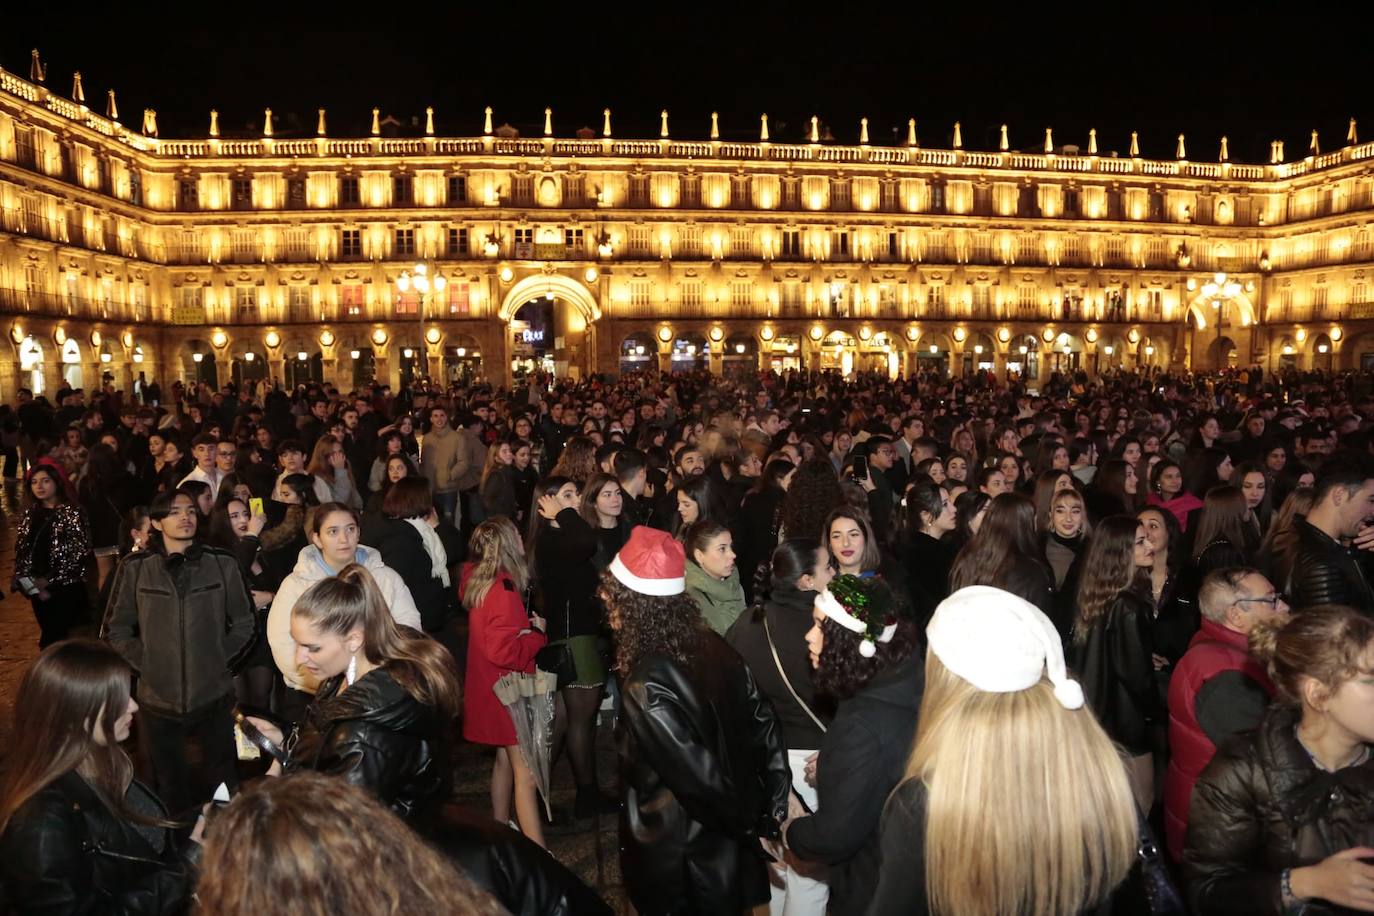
[[405, 517, 450, 586]]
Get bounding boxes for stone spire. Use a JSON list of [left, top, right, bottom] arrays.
[[209, 109, 220, 138], [602, 108, 612, 137], [907, 118, 917, 147], [1176, 134, 1186, 159], [106, 90, 119, 122], [370, 108, 380, 136], [809, 116, 819, 143], [998, 124, 1008, 151], [483, 106, 493, 135], [1278, 140, 1286, 160], [1088, 128, 1098, 155], [29, 49, 45, 83], [424, 106, 434, 136], [317, 108, 327, 136], [142, 109, 158, 137], [71, 71, 85, 104], [1219, 136, 1229, 161], [1310, 129, 1320, 155], [860, 117, 869, 144], [1349, 118, 1359, 145], [760, 113, 769, 142], [1130, 131, 1139, 157], [952, 121, 962, 149], [263, 108, 274, 138], [660, 109, 669, 138], [1044, 127, 1054, 154], [544, 107, 553, 136], [711, 111, 720, 140]]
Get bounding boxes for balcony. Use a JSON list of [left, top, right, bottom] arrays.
[[0, 285, 131, 321]]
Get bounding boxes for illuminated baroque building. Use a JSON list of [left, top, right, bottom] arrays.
[[2, 54, 1373, 396]]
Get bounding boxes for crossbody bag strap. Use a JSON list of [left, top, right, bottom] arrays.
[[763, 614, 826, 734]]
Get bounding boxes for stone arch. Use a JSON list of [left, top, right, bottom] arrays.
[[497, 274, 601, 322], [1186, 290, 1257, 330]]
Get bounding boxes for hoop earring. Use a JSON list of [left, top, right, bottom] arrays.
[[346, 652, 357, 686]]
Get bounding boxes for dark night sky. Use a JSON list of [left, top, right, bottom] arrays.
[[3, 9, 1367, 165]]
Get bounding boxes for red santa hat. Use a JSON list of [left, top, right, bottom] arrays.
[[610, 526, 686, 596]]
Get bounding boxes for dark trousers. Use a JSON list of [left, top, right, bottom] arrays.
[[138, 694, 238, 819], [1, 445, 18, 478], [29, 581, 88, 648]]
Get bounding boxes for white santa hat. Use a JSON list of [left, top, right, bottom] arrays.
[[925, 585, 1085, 710]]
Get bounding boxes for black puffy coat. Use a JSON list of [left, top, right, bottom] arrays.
[[1286, 518, 1374, 611], [415, 803, 612, 916], [1184, 704, 1374, 916], [285, 666, 448, 821], [1072, 589, 1159, 756], [619, 627, 791, 916], [786, 651, 924, 915], [0, 772, 190, 915]]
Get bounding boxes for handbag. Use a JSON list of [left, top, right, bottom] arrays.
[[534, 589, 577, 690], [1121, 809, 1186, 916]]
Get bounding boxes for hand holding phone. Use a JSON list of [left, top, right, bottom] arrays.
[[851, 455, 869, 482]]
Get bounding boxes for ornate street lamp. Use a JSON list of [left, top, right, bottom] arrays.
[[1201, 271, 1243, 369], [395, 261, 446, 384]]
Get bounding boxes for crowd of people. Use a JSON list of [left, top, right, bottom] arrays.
[[3, 360, 1374, 914]]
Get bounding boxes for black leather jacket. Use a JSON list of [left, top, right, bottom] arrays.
[[619, 627, 791, 916], [285, 666, 448, 821], [1184, 704, 1374, 916], [1287, 518, 1374, 611], [0, 772, 190, 916], [415, 803, 613, 916], [1073, 589, 1159, 755]]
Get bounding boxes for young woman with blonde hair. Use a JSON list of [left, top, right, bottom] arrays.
[[870, 585, 1138, 915], [460, 517, 548, 846], [478, 440, 518, 521]]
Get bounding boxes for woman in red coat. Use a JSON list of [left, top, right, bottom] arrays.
[[460, 517, 548, 847]]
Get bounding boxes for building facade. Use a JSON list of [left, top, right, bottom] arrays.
[[2, 62, 1373, 397]]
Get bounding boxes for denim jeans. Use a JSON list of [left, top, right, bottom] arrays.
[[434, 489, 459, 527]]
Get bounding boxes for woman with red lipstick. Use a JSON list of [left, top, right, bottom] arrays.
[[824, 508, 882, 579]]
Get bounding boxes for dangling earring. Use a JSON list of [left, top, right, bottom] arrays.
[[346, 652, 357, 685]]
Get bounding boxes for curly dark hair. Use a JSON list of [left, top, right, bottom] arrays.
[[812, 580, 918, 701], [601, 572, 705, 674], [779, 458, 845, 544]]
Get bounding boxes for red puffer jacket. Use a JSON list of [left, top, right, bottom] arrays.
[[1165, 619, 1273, 861]]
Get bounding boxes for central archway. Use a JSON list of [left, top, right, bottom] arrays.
[[497, 274, 601, 323], [499, 274, 602, 381], [1186, 291, 1256, 330]]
